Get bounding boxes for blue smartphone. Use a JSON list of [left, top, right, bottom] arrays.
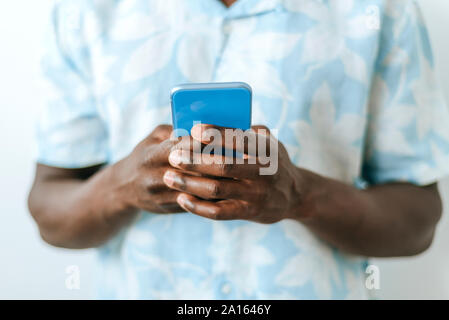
[[170, 82, 252, 137]]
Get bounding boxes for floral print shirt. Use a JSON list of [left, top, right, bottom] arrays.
[[37, 0, 449, 299]]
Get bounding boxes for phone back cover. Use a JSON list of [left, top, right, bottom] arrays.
[[171, 86, 252, 136]]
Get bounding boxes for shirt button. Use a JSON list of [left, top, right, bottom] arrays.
[[221, 283, 232, 295]]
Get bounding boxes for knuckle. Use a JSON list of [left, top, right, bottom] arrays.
[[145, 186, 158, 196], [180, 161, 193, 171], [253, 125, 270, 133], [134, 140, 152, 160], [174, 176, 187, 191], [142, 149, 156, 167], [153, 197, 163, 206], [253, 181, 267, 202], [143, 177, 160, 195], [210, 208, 223, 220], [208, 181, 221, 198], [151, 124, 173, 140], [155, 124, 172, 133], [219, 163, 231, 176], [241, 201, 252, 215], [154, 197, 170, 207]]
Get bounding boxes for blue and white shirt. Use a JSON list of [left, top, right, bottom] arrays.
[[38, 0, 449, 299]]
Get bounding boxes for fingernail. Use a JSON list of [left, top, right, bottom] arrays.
[[163, 170, 176, 186], [164, 171, 186, 190], [177, 194, 194, 210], [191, 124, 203, 141], [169, 149, 189, 167], [177, 193, 186, 205]]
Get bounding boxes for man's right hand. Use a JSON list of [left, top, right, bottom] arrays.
[[111, 124, 185, 213], [28, 124, 185, 248]]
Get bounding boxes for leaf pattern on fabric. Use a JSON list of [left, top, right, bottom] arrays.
[[284, 0, 375, 84], [276, 220, 341, 299], [37, 0, 449, 299], [208, 222, 275, 297], [289, 83, 364, 181]]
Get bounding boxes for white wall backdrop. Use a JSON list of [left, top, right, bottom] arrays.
[[0, 0, 95, 299], [0, 0, 448, 299]]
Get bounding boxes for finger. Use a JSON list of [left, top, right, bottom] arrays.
[[170, 135, 200, 153], [149, 124, 173, 141], [154, 190, 183, 211], [163, 169, 260, 200], [140, 172, 168, 194], [251, 125, 271, 135], [140, 167, 196, 195], [168, 149, 261, 179], [172, 135, 250, 161], [143, 135, 184, 166], [190, 123, 272, 156], [176, 193, 249, 220], [151, 124, 173, 141], [142, 190, 184, 213]]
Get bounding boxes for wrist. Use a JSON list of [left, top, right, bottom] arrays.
[[81, 158, 138, 223], [74, 162, 138, 244], [107, 158, 139, 214], [285, 167, 324, 221]]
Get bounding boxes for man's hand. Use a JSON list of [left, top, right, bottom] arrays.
[[164, 123, 443, 257], [112, 124, 185, 213], [28, 124, 184, 248], [163, 124, 307, 223]]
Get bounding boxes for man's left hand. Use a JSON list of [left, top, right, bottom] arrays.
[[163, 124, 309, 223]]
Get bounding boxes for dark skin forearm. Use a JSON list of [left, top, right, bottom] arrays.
[[293, 170, 442, 257], [28, 163, 137, 249], [28, 125, 185, 249]]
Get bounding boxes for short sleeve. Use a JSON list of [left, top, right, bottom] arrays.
[[36, 1, 108, 168], [362, 0, 449, 186]]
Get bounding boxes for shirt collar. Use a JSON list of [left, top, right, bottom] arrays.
[[189, 0, 283, 19]]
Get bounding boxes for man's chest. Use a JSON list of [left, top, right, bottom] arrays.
[[86, 0, 378, 181], [87, 0, 379, 102]]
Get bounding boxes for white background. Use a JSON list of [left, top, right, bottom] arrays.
[[0, 0, 448, 299]]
